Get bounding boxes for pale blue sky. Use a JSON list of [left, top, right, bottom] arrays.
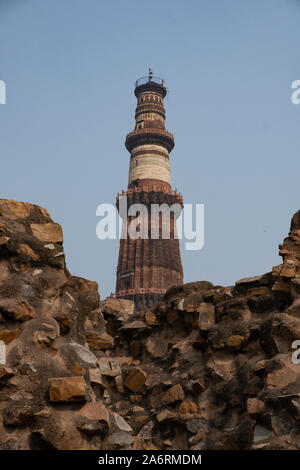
[[0, 0, 299, 298]]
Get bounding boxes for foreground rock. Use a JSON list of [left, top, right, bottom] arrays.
[[0, 199, 132, 450], [1, 199, 300, 450], [103, 209, 300, 450], [49, 377, 87, 402]]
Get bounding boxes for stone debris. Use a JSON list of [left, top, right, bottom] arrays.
[[0, 299, 35, 322], [0, 199, 300, 450], [89, 368, 105, 387], [124, 367, 147, 392], [0, 329, 21, 344], [77, 401, 109, 424], [49, 376, 87, 402], [109, 411, 133, 433], [97, 358, 121, 377], [66, 343, 98, 366], [30, 222, 63, 243], [85, 331, 114, 350], [102, 298, 134, 317]]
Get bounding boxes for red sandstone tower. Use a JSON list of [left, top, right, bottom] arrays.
[[115, 70, 183, 310]]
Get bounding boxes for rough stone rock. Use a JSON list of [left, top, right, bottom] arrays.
[[120, 320, 149, 332], [73, 364, 84, 375], [124, 367, 147, 392], [264, 354, 300, 397], [89, 368, 106, 387], [236, 275, 264, 286], [198, 302, 215, 330], [54, 312, 72, 334], [0, 236, 9, 246], [280, 261, 297, 278], [79, 401, 107, 419], [104, 431, 133, 449], [115, 375, 124, 393], [247, 398, 265, 416], [109, 411, 133, 433], [102, 298, 134, 317], [145, 311, 159, 326], [206, 352, 236, 382], [2, 405, 37, 427], [161, 384, 184, 405], [156, 409, 177, 423], [0, 199, 300, 450], [18, 244, 40, 261], [33, 327, 57, 349], [76, 419, 107, 436], [0, 200, 36, 220], [0, 329, 21, 344], [146, 335, 167, 359], [0, 299, 35, 322], [253, 425, 271, 449], [86, 331, 114, 350], [98, 358, 121, 377], [186, 379, 205, 395], [0, 200, 111, 450], [30, 222, 63, 243], [49, 376, 87, 402], [178, 401, 198, 416], [0, 365, 13, 379], [226, 335, 247, 349], [66, 343, 98, 366]]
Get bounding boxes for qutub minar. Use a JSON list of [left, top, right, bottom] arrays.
[[115, 70, 183, 310]]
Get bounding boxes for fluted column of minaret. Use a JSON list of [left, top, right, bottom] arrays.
[[115, 72, 183, 310]]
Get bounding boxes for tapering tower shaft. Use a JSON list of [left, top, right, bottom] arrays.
[[115, 72, 183, 311]]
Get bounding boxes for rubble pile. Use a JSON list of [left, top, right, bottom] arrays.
[[0, 199, 300, 450]]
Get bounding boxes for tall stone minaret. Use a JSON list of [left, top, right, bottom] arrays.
[[115, 71, 183, 310]]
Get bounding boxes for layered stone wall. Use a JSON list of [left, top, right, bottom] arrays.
[[116, 76, 183, 310], [1, 198, 300, 450]]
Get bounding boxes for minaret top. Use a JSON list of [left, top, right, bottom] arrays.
[[125, 71, 174, 154], [134, 70, 167, 98]]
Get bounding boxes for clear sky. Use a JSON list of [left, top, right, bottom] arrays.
[[0, 0, 299, 299]]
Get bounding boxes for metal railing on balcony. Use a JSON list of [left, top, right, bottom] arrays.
[[135, 76, 166, 89]]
